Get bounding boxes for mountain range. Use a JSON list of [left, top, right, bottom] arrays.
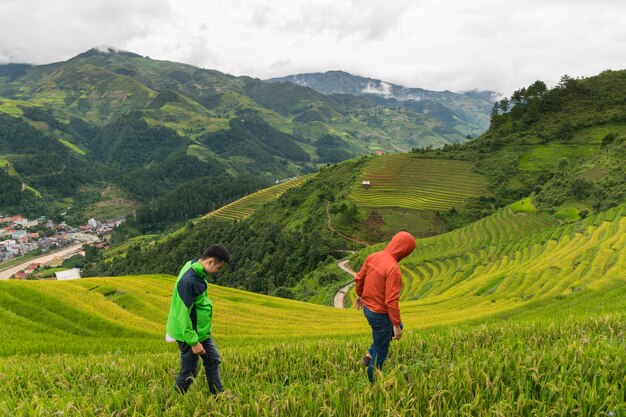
[[267, 70, 496, 131], [0, 47, 495, 221]]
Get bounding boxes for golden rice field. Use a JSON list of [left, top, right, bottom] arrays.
[[1, 203, 625, 415], [350, 154, 489, 210], [203, 176, 307, 221]]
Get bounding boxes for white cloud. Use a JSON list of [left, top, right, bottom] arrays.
[[362, 82, 393, 98], [1, 0, 625, 95]]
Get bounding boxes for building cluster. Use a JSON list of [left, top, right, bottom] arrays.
[[0, 214, 122, 279]]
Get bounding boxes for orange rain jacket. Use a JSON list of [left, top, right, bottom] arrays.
[[354, 231, 416, 325]]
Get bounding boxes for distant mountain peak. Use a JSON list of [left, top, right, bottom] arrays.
[[73, 46, 143, 60]]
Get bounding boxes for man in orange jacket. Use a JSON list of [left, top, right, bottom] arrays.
[[354, 231, 416, 382]]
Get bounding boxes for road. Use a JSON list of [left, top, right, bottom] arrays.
[[334, 259, 356, 308], [0, 243, 84, 279]]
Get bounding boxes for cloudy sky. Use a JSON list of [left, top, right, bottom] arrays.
[[1, 0, 625, 95]]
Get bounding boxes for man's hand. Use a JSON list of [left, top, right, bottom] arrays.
[[355, 296, 363, 310], [392, 324, 402, 341], [192, 342, 206, 355]]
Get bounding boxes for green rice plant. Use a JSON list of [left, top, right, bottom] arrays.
[[0, 313, 623, 416]]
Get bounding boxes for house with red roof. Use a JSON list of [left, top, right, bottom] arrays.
[[25, 263, 41, 272]]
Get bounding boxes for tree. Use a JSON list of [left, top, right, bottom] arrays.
[[527, 80, 547, 98], [490, 103, 501, 126], [511, 89, 524, 104], [558, 74, 575, 89], [498, 98, 510, 113]]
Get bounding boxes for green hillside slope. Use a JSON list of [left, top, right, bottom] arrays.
[[97, 153, 489, 298]]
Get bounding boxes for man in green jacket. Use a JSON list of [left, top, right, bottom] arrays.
[[166, 244, 230, 394]]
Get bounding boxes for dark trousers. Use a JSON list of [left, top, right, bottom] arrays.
[[363, 305, 399, 382], [175, 338, 223, 394]]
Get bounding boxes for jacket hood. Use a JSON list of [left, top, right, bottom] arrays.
[[384, 231, 416, 261]]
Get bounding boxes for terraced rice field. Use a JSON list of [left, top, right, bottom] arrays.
[[1, 250, 624, 415], [203, 177, 306, 221], [350, 154, 489, 210], [350, 202, 626, 327]]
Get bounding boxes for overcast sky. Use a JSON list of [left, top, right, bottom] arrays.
[[1, 0, 625, 96]]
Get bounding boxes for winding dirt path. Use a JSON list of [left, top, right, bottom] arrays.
[[334, 259, 356, 308], [325, 203, 370, 246]]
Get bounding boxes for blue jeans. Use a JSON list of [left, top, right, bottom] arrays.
[[175, 338, 223, 394], [363, 305, 402, 382]]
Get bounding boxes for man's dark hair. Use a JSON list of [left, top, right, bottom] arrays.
[[200, 244, 230, 263]]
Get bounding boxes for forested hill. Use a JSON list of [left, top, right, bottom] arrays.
[[97, 69, 626, 304], [426, 69, 626, 225], [0, 47, 491, 222]]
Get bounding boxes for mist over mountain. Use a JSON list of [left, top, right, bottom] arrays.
[[266, 70, 497, 131]]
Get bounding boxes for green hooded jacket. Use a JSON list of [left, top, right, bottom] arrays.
[[165, 259, 213, 345]]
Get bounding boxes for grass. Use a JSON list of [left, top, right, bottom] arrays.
[[573, 123, 626, 143], [0, 158, 18, 176], [0, 253, 41, 272], [35, 267, 67, 278], [101, 235, 160, 260], [362, 207, 447, 241], [84, 198, 139, 220], [22, 183, 42, 197], [555, 207, 582, 223], [0, 97, 30, 117], [518, 144, 598, 171], [186, 144, 219, 163], [349, 202, 626, 316]]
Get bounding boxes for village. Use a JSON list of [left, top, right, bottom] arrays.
[[0, 214, 121, 280]]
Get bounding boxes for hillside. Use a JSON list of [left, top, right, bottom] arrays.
[[92, 69, 626, 312], [0, 48, 490, 222], [96, 153, 497, 298]]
